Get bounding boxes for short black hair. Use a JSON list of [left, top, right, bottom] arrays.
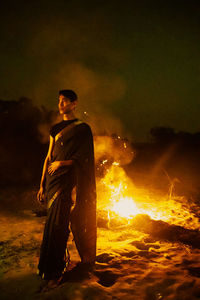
[[59, 90, 78, 102]]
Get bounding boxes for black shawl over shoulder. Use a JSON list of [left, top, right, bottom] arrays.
[[45, 120, 96, 263]]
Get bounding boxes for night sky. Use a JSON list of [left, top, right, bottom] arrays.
[[0, 0, 200, 141]]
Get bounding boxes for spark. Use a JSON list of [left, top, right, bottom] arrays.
[[102, 159, 108, 164]]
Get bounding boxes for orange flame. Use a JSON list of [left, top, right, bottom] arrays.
[[97, 163, 199, 230]]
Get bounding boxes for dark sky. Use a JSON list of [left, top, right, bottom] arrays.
[[0, 0, 200, 141]]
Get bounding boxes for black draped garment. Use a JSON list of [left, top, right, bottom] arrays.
[[38, 119, 96, 279]]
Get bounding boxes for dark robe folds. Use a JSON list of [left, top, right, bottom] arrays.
[[38, 120, 96, 278]]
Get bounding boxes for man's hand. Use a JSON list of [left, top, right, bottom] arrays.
[[48, 161, 62, 175], [37, 186, 45, 204]]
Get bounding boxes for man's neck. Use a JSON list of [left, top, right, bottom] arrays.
[[63, 112, 76, 121]]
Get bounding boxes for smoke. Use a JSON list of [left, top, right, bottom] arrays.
[[34, 61, 127, 139], [94, 135, 135, 166], [23, 12, 130, 139], [32, 58, 128, 141]]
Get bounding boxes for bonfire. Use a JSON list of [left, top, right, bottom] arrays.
[[95, 135, 199, 230]]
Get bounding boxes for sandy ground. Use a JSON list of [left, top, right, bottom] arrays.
[[1, 187, 200, 300]]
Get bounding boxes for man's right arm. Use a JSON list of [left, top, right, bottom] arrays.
[[37, 135, 54, 203]]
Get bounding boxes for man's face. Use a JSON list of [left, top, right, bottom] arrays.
[[58, 95, 76, 114]]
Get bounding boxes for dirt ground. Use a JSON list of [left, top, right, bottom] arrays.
[[1, 184, 200, 300]]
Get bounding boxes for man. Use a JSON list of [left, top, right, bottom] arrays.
[[37, 90, 96, 280]]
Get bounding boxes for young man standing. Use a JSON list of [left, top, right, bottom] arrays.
[[37, 90, 96, 280]]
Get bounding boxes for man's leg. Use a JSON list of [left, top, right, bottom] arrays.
[[38, 192, 72, 279]]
